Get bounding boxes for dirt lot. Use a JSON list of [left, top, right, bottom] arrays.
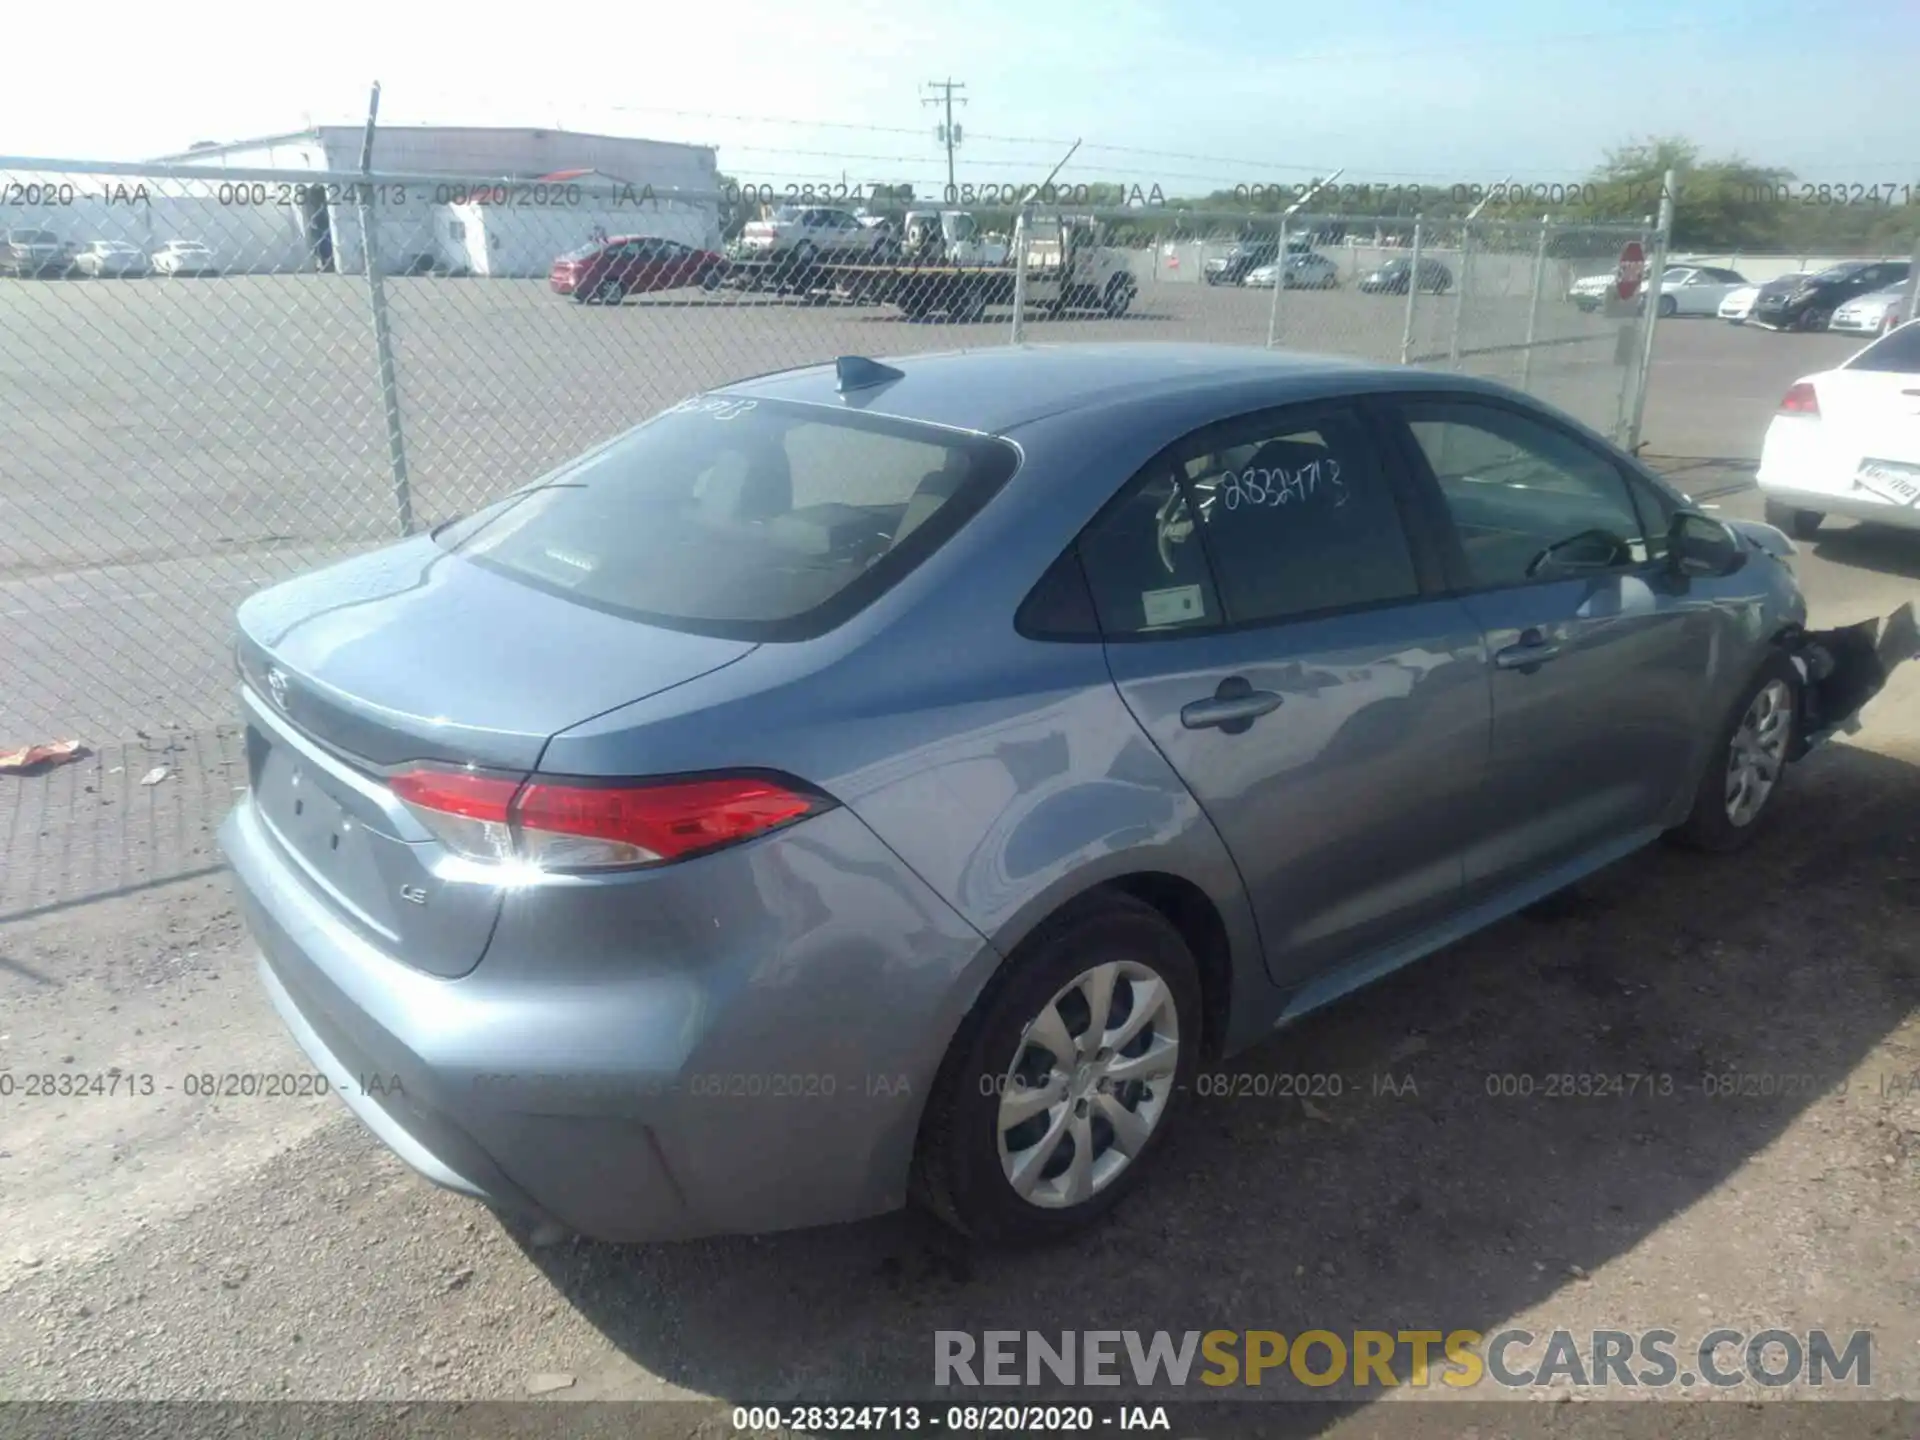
[[2, 483, 1917, 1437]]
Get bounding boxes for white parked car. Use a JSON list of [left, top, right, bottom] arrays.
[[1757, 320, 1920, 539], [1645, 265, 1750, 317], [1829, 283, 1914, 336], [735, 206, 882, 264], [72, 239, 149, 277], [1243, 252, 1339, 289], [1719, 283, 1762, 323], [151, 240, 216, 276]]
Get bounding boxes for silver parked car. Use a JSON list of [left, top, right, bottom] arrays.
[[1828, 282, 1913, 336], [735, 205, 883, 265], [1243, 252, 1340, 289], [220, 344, 1899, 1248], [0, 227, 71, 276]]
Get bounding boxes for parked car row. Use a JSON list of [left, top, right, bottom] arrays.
[[1718, 275, 1917, 332], [1570, 264, 1751, 317], [1201, 243, 1454, 296], [1745, 262, 1914, 333], [1567, 256, 1915, 336], [0, 229, 220, 277]]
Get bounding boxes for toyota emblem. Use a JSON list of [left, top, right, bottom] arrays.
[[267, 666, 289, 710]]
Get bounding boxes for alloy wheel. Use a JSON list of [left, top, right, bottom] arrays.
[[1725, 679, 1792, 826], [996, 959, 1179, 1209]]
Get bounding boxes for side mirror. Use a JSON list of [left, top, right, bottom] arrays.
[[1669, 511, 1747, 578]]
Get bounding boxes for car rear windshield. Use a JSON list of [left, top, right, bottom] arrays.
[[435, 396, 1021, 641], [1845, 323, 1920, 374]]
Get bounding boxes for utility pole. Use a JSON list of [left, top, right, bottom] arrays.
[[922, 79, 967, 200]]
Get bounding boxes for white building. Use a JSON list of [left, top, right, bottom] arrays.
[[0, 126, 720, 277]]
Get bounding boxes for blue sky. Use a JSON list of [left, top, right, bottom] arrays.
[[3, 0, 1915, 189]]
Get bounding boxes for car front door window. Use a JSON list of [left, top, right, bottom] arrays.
[[1403, 403, 1651, 587]]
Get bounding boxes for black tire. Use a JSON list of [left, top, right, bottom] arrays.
[[1102, 275, 1134, 318], [699, 267, 725, 293], [1670, 650, 1801, 854], [912, 892, 1201, 1246], [1797, 307, 1830, 332], [1763, 499, 1823, 540], [1657, 294, 1677, 318]]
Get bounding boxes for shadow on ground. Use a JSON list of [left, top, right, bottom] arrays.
[[520, 739, 1919, 1430], [1805, 523, 1920, 583]]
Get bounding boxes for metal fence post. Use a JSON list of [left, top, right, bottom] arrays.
[[1518, 214, 1550, 393], [1400, 218, 1424, 365], [1625, 169, 1677, 455], [356, 83, 414, 536], [1010, 203, 1031, 345], [1447, 221, 1473, 369], [1904, 227, 1920, 329], [1265, 218, 1290, 348]]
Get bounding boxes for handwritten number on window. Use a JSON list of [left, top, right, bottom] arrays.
[[1216, 457, 1347, 512]]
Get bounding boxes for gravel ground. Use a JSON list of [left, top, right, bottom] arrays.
[[2, 486, 1917, 1437]]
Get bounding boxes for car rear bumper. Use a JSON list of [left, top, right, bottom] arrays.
[[220, 787, 998, 1243], [1757, 482, 1920, 531], [549, 275, 579, 293]]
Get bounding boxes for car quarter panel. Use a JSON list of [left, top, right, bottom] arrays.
[[227, 793, 994, 1241]]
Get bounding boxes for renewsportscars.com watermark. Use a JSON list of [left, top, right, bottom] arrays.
[[934, 1328, 1873, 1392]]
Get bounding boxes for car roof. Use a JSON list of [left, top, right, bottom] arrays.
[[716, 342, 1491, 435]]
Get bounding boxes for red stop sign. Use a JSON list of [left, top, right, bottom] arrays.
[[1616, 240, 1647, 301]]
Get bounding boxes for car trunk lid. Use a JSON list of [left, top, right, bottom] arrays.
[[234, 535, 756, 977]]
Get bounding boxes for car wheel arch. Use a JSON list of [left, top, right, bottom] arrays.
[[969, 870, 1240, 1065]]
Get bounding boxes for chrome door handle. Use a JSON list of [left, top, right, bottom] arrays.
[[1181, 689, 1284, 730], [1494, 641, 1562, 670]]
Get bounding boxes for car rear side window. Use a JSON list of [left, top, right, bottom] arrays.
[[1177, 413, 1419, 623], [1078, 470, 1223, 636], [1076, 407, 1419, 636], [436, 397, 1019, 641]]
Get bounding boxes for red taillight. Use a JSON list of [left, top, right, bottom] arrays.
[[1778, 382, 1820, 416], [389, 767, 830, 871]]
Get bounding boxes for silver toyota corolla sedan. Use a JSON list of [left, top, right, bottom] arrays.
[[219, 343, 1903, 1248]]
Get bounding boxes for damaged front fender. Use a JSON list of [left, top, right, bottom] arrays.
[[1785, 600, 1919, 760]]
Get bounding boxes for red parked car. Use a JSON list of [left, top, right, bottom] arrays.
[[549, 236, 728, 304]]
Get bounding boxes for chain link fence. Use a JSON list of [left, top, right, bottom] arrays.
[[0, 157, 1663, 753]]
